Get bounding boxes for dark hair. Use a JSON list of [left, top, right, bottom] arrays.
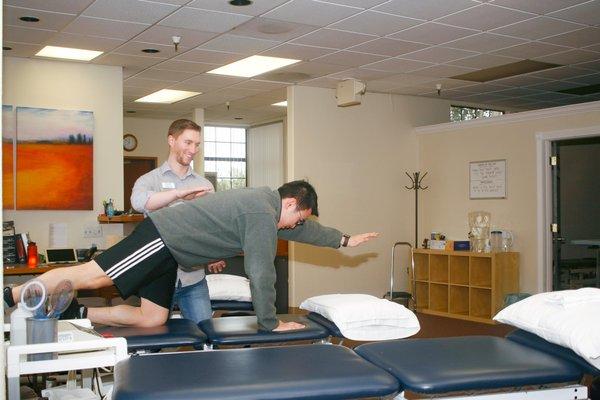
[[168, 119, 201, 138], [278, 180, 319, 217]]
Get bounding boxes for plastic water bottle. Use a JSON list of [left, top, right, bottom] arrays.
[[10, 303, 33, 346]]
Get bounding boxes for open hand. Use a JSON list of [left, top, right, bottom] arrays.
[[178, 186, 213, 201], [273, 320, 305, 331], [348, 232, 379, 247]]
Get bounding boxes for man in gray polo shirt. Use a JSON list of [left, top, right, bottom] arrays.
[[130, 118, 224, 323]]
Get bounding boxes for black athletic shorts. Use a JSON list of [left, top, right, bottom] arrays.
[[94, 218, 177, 309]]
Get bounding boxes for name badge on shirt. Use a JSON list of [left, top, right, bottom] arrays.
[[161, 182, 176, 190]]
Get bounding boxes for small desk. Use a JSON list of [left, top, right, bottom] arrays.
[[571, 240, 600, 287]]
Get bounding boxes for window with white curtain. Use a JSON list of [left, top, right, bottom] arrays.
[[203, 126, 246, 191]]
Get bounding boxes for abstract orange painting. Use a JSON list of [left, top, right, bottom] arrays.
[[16, 107, 94, 210], [2, 105, 15, 209]]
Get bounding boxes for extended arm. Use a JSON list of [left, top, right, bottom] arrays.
[[278, 220, 378, 248]]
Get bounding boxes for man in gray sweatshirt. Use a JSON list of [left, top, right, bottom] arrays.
[[5, 181, 378, 331]]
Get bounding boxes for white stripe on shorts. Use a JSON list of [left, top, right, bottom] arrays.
[[105, 238, 165, 279]]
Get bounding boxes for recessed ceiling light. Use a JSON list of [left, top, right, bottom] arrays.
[[135, 89, 201, 104], [142, 48, 160, 54], [20, 16, 39, 22], [229, 0, 252, 5], [3, 46, 13, 51], [272, 101, 287, 107], [207, 55, 300, 78], [36, 45, 103, 61]]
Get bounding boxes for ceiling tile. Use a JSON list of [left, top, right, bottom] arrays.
[[3, 25, 56, 44], [487, 87, 545, 97], [448, 53, 521, 69], [388, 22, 478, 45], [153, 59, 218, 73], [230, 18, 318, 42], [263, 0, 360, 27], [436, 4, 534, 31], [541, 27, 600, 48], [526, 80, 583, 91], [260, 43, 335, 61], [548, 1, 600, 26], [187, 0, 289, 16], [574, 59, 600, 71], [229, 80, 287, 91], [198, 34, 280, 55], [492, 74, 552, 87], [413, 64, 477, 78], [314, 50, 385, 67], [490, 16, 584, 40], [529, 65, 595, 80], [374, 0, 478, 20], [363, 79, 404, 91], [383, 73, 438, 86], [259, 61, 347, 82], [292, 28, 374, 49], [348, 38, 427, 56], [491, 41, 568, 58], [134, 26, 217, 48], [324, 0, 389, 8], [583, 43, 600, 52], [4, 0, 95, 14], [567, 72, 600, 85], [64, 16, 149, 40], [455, 82, 509, 93], [123, 76, 173, 89], [45, 32, 125, 52], [83, 0, 178, 24], [132, 68, 197, 82], [160, 7, 252, 33], [175, 73, 246, 90], [299, 76, 340, 88], [444, 33, 526, 52], [4, 6, 76, 31], [113, 41, 176, 58], [534, 49, 600, 64], [329, 10, 422, 36], [1, 41, 43, 57], [403, 46, 478, 63], [490, 0, 588, 15], [328, 67, 395, 80], [94, 53, 161, 69], [174, 49, 245, 64], [363, 57, 434, 72]]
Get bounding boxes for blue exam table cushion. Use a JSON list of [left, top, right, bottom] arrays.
[[197, 314, 329, 345], [307, 312, 343, 338], [211, 299, 254, 311], [113, 344, 399, 400], [507, 329, 600, 376], [355, 336, 583, 394], [97, 319, 206, 352]]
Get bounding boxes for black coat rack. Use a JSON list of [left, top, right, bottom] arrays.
[[405, 171, 428, 248]]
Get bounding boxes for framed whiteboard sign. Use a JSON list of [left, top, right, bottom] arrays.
[[469, 159, 506, 199]]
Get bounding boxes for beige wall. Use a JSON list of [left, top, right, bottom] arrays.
[[287, 85, 452, 306], [124, 117, 172, 166], [417, 103, 600, 294], [3, 57, 124, 251]]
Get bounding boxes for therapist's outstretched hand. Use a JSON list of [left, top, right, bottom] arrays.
[[178, 186, 214, 201], [347, 232, 379, 247], [274, 320, 305, 331]]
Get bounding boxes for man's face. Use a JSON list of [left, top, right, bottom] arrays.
[[278, 199, 312, 229], [169, 129, 201, 166]]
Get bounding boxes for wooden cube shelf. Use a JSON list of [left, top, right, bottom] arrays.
[[411, 249, 519, 323]]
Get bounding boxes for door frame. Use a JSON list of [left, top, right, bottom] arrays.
[[536, 125, 600, 292]]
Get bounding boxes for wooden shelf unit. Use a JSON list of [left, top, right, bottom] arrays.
[[411, 249, 519, 323]]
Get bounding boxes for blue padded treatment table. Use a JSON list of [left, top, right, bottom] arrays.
[[506, 329, 600, 376], [307, 312, 343, 338], [354, 336, 583, 394], [113, 344, 399, 400], [97, 319, 206, 352], [211, 299, 254, 311], [197, 314, 329, 346]]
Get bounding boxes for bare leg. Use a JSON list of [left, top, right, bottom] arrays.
[[11, 261, 111, 304], [87, 298, 169, 327]]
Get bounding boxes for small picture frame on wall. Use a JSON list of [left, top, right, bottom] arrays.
[[469, 159, 506, 199]]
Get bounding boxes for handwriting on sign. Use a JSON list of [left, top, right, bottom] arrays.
[[470, 160, 506, 199]]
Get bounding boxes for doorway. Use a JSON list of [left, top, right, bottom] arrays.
[[551, 137, 600, 290], [123, 156, 157, 211]]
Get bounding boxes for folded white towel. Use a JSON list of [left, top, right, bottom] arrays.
[[545, 288, 600, 308]]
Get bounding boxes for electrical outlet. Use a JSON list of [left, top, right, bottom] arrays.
[[83, 225, 103, 238]]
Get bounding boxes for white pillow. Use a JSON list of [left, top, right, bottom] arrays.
[[206, 274, 252, 302], [494, 288, 600, 369], [300, 294, 420, 341]]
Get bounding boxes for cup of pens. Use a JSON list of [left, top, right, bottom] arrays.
[[21, 279, 74, 361]]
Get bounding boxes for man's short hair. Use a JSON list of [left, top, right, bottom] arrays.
[[168, 119, 201, 138], [278, 180, 319, 217]]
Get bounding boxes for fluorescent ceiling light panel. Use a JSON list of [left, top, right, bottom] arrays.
[[207, 55, 300, 78], [272, 101, 287, 107], [36, 45, 103, 61], [135, 89, 201, 104]]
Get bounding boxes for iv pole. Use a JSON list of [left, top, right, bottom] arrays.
[[405, 171, 428, 248]]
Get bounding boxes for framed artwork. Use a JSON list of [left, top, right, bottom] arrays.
[[16, 107, 94, 210], [2, 105, 15, 209], [469, 159, 506, 199]]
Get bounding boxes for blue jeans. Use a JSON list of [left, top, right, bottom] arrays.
[[171, 278, 212, 323]]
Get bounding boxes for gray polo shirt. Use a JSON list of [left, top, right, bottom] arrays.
[[149, 187, 342, 330], [131, 161, 214, 287]]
